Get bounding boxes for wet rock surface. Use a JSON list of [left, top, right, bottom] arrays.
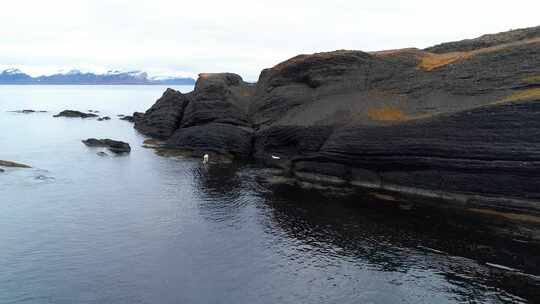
[[82, 138, 131, 154], [54, 110, 98, 118], [134, 26, 540, 219], [0, 160, 32, 168], [119, 112, 143, 123]]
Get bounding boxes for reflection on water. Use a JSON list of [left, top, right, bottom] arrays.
[[0, 86, 538, 304], [191, 165, 539, 303]]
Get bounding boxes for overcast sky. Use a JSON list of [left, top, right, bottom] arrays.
[[1, 0, 539, 80]]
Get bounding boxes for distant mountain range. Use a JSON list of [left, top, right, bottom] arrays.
[[0, 69, 196, 85]]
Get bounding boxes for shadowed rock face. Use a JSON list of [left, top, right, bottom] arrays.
[[166, 123, 253, 158], [134, 26, 540, 218], [134, 88, 190, 139]]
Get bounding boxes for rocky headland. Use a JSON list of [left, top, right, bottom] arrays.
[[133, 26, 540, 235]]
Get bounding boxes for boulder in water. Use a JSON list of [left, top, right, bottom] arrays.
[[82, 138, 131, 154], [54, 110, 98, 118]]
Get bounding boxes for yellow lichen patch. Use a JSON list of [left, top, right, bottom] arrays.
[[368, 107, 409, 122], [418, 52, 474, 71], [418, 37, 540, 71], [499, 88, 540, 103], [523, 75, 540, 83]]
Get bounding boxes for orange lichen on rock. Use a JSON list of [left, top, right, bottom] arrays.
[[418, 52, 474, 71], [368, 107, 409, 122], [418, 37, 540, 71], [499, 88, 540, 103]]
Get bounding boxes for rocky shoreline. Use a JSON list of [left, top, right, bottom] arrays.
[[133, 26, 540, 238]]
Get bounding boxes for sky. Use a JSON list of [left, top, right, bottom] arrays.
[[1, 0, 539, 81]]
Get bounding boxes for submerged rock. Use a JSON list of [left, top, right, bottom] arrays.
[[82, 138, 131, 154], [9, 109, 47, 114], [119, 112, 143, 123], [0, 160, 32, 168], [54, 110, 98, 118]]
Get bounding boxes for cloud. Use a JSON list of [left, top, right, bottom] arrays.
[[1, 0, 539, 80]]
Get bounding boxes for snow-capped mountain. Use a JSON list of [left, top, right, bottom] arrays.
[[0, 68, 33, 83], [0, 68, 195, 85]]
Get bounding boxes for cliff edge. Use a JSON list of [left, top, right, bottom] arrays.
[[134, 26, 540, 225]]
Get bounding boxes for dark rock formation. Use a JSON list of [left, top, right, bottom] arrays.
[[54, 110, 98, 118], [134, 26, 540, 219], [165, 123, 253, 158], [82, 138, 131, 154], [134, 89, 190, 138], [97, 116, 111, 121], [135, 73, 256, 159]]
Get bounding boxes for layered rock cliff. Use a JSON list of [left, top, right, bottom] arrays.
[[134, 26, 540, 217]]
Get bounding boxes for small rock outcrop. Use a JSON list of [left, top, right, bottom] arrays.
[[82, 138, 131, 154], [54, 110, 98, 118], [97, 116, 111, 121], [0, 160, 32, 168]]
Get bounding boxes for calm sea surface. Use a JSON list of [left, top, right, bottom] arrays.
[[0, 85, 537, 303]]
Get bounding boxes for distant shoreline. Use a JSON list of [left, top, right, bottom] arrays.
[[0, 83, 195, 86]]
